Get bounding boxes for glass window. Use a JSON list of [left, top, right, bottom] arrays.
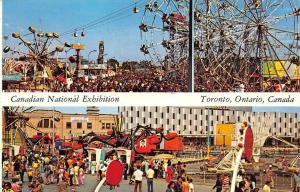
[[106, 123, 111, 129], [66, 122, 71, 129], [44, 119, 49, 128], [87, 122, 92, 129], [102, 123, 105, 129], [37, 120, 43, 128], [77, 122, 82, 129]]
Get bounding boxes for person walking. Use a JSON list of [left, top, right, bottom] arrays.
[[237, 181, 246, 192], [129, 164, 135, 185], [166, 181, 176, 192], [262, 181, 271, 192], [222, 173, 230, 192], [182, 177, 190, 192], [146, 165, 155, 192], [174, 177, 183, 192], [73, 163, 79, 186], [166, 161, 174, 183], [3, 159, 10, 179], [212, 174, 222, 192], [78, 166, 84, 185], [266, 165, 274, 188], [133, 166, 143, 192], [292, 171, 300, 192], [96, 161, 102, 181], [188, 178, 194, 192], [68, 165, 74, 186], [123, 162, 129, 180], [250, 174, 257, 190]]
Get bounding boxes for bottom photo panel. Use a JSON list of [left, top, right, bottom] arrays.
[[2, 106, 300, 192]]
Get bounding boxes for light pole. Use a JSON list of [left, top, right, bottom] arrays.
[[88, 50, 97, 76], [188, 0, 195, 92], [52, 107, 55, 155], [65, 48, 72, 80], [207, 108, 211, 158]]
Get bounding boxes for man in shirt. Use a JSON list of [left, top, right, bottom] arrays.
[[262, 181, 271, 192], [133, 166, 143, 192], [182, 177, 190, 192], [174, 177, 183, 192], [188, 178, 194, 192], [266, 165, 274, 188], [146, 165, 155, 192], [292, 171, 300, 192]]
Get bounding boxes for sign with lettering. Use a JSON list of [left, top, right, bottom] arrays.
[[70, 117, 89, 122]]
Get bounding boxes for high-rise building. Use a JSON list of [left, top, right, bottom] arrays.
[[119, 107, 298, 140]]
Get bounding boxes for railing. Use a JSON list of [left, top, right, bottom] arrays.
[[186, 171, 293, 191]]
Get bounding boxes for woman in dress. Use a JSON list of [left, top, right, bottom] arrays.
[[78, 166, 84, 185], [165, 161, 174, 183]]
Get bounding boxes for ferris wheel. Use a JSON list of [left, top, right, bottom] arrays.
[[139, 0, 191, 68], [3, 107, 42, 147], [3, 26, 70, 81], [196, 0, 300, 91], [139, 0, 300, 91]]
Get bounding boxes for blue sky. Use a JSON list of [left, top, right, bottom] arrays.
[[4, 0, 297, 62], [3, 0, 146, 61]]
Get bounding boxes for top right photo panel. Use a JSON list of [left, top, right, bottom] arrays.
[[2, 0, 299, 92], [194, 0, 300, 92]]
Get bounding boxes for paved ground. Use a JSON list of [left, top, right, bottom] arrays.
[[3, 173, 212, 192], [3, 173, 290, 192], [100, 178, 212, 192]]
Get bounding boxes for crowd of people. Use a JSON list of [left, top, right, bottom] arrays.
[[2, 149, 111, 192], [2, 148, 298, 192], [5, 69, 188, 92], [129, 160, 194, 192]]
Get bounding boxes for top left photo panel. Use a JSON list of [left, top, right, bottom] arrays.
[[2, 0, 191, 92]]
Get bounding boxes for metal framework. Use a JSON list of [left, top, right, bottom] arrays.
[[79, 124, 177, 153], [140, 0, 300, 92], [3, 26, 71, 83]]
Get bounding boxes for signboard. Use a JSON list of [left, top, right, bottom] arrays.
[[3, 74, 22, 81], [70, 117, 88, 122], [263, 61, 300, 79], [71, 43, 85, 50]]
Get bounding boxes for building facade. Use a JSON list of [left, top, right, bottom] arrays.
[[119, 107, 299, 140], [20, 107, 116, 141]]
